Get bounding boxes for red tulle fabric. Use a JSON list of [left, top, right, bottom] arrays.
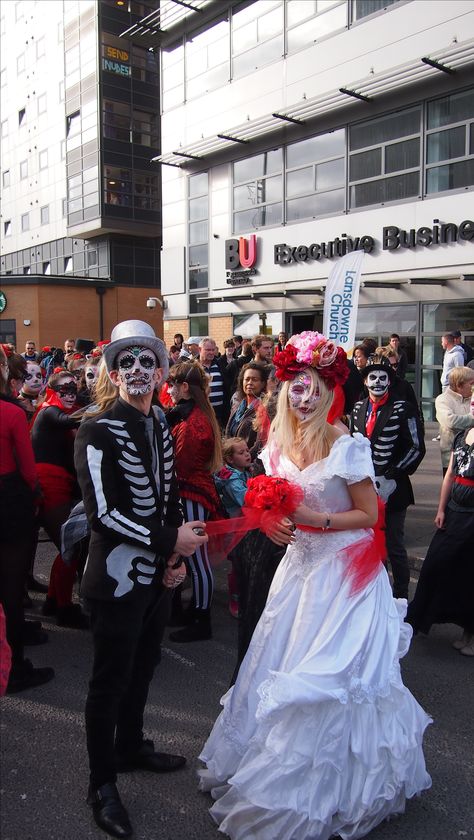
[[206, 477, 386, 595]]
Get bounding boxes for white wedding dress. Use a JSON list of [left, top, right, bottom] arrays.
[[199, 434, 431, 840]]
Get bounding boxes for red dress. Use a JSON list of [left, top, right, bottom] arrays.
[[171, 404, 221, 516]]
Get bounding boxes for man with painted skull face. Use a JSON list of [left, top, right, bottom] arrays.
[[74, 320, 208, 839], [350, 355, 425, 600]]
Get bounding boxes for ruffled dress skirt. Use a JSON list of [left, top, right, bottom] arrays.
[[199, 527, 432, 840]]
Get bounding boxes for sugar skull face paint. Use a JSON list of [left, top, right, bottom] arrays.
[[288, 372, 320, 421], [366, 370, 389, 398], [24, 362, 43, 395], [85, 364, 99, 393], [116, 345, 157, 395]]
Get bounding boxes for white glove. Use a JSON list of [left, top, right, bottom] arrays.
[[375, 475, 397, 502]]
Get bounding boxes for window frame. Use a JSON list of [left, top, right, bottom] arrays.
[[348, 105, 422, 210], [425, 89, 474, 197]]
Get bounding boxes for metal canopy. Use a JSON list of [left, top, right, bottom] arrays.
[[120, 0, 234, 50], [154, 38, 474, 167], [197, 288, 326, 304]]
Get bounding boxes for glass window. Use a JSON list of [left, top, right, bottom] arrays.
[[40, 206, 49, 225], [36, 37, 46, 59], [233, 203, 283, 233], [20, 160, 28, 179], [186, 20, 229, 99], [286, 128, 345, 222], [189, 172, 208, 198], [17, 53, 25, 74], [287, 1, 346, 53], [349, 107, 421, 207], [62, 198, 67, 217], [0, 67, 6, 88], [43, 261, 51, 275], [3, 220, 11, 236], [18, 107, 26, 125], [350, 171, 420, 207], [233, 149, 283, 232], [66, 110, 81, 138], [21, 213, 30, 231], [189, 268, 208, 290], [189, 244, 208, 266], [189, 315, 209, 337], [104, 166, 132, 206], [188, 172, 208, 295], [427, 88, 474, 129], [162, 43, 184, 110], [39, 150, 48, 170], [2, 169, 10, 187], [232, 1, 283, 78], [37, 94, 47, 115], [425, 88, 473, 195], [65, 257, 73, 273], [234, 148, 282, 182]]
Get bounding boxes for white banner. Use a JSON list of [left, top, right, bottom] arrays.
[[323, 250, 365, 353]]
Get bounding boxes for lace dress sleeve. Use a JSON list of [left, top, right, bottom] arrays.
[[325, 433, 375, 486]]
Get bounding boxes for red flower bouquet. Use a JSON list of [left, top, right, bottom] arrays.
[[244, 475, 303, 518]]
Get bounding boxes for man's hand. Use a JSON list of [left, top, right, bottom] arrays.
[[174, 521, 208, 557], [163, 554, 187, 589]]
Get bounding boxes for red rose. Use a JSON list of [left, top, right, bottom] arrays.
[[273, 345, 305, 382], [244, 475, 303, 516], [317, 346, 349, 389]]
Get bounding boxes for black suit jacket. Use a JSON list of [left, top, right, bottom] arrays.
[[350, 394, 425, 511], [75, 398, 182, 602]]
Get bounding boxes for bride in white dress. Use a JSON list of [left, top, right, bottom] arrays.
[[199, 332, 431, 840]]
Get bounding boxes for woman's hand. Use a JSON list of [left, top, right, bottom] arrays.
[[293, 503, 319, 527], [434, 510, 445, 529], [265, 516, 295, 547]]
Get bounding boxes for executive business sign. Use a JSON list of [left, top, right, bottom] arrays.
[[274, 219, 474, 264]]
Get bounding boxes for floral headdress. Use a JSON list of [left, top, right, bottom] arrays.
[[273, 331, 348, 390]]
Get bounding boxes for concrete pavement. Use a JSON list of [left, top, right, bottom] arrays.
[[2, 420, 473, 840]]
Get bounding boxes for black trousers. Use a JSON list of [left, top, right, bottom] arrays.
[[385, 507, 410, 599], [85, 583, 172, 789]]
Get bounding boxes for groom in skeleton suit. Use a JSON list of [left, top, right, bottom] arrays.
[[75, 320, 207, 839], [350, 355, 425, 600]]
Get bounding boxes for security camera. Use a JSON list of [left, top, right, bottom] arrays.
[[146, 297, 157, 309]]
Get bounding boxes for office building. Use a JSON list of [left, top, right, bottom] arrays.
[[0, 0, 163, 349], [129, 0, 474, 417]]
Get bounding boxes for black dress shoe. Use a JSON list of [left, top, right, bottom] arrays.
[[6, 659, 55, 694], [116, 739, 186, 774], [27, 575, 49, 593], [87, 782, 132, 838]]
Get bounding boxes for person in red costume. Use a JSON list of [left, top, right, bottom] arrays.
[[0, 345, 54, 692], [166, 361, 223, 642], [31, 369, 86, 627]]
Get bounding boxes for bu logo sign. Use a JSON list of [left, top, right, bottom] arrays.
[[225, 235, 257, 270]]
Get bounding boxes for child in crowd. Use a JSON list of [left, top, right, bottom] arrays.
[[214, 437, 252, 617]]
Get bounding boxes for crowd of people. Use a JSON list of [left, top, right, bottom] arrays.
[[1, 322, 473, 840]]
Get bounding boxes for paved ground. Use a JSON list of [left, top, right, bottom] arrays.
[[1, 422, 473, 840]]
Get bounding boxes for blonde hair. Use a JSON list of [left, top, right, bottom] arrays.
[[222, 436, 247, 464], [449, 366, 474, 390], [90, 359, 118, 415], [269, 368, 334, 463]]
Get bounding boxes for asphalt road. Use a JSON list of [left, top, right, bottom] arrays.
[[1, 436, 473, 839]]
